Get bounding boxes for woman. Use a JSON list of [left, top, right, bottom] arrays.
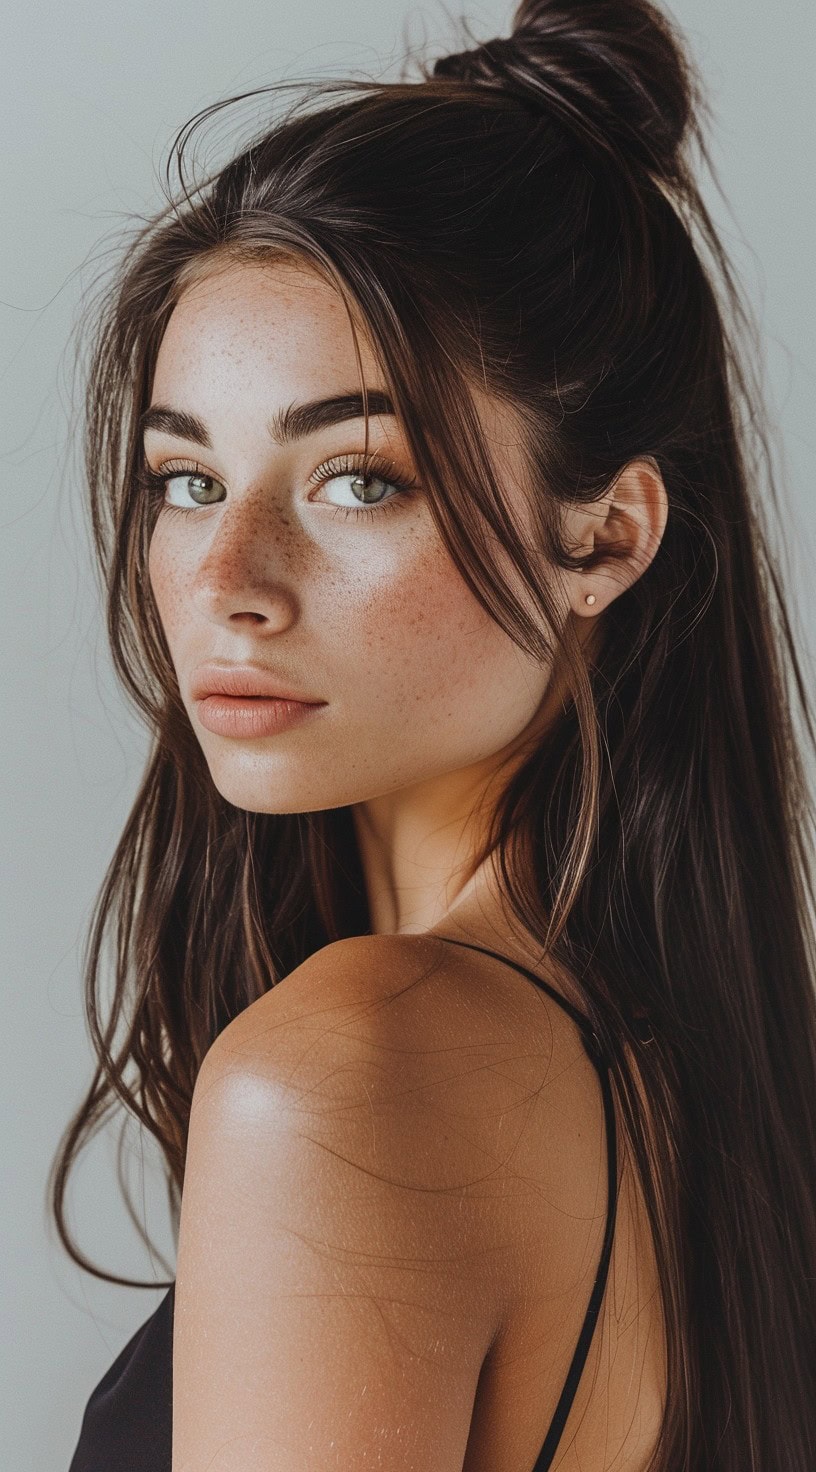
[[54, 0, 816, 1468]]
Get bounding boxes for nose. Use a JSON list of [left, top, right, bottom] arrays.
[[190, 484, 302, 630]]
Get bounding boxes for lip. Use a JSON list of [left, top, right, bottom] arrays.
[[191, 663, 326, 703], [196, 694, 327, 739]]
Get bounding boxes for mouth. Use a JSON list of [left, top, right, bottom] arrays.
[[195, 692, 328, 738]]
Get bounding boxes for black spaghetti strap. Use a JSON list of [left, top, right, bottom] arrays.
[[434, 936, 618, 1471]]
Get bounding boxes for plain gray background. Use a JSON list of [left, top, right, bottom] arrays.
[[2, 1, 814, 1467]]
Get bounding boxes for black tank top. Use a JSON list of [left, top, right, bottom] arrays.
[[68, 938, 618, 1472]]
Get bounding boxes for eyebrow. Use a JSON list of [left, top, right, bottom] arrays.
[[139, 391, 396, 448]]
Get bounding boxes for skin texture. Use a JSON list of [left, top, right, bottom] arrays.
[[146, 256, 670, 1470]]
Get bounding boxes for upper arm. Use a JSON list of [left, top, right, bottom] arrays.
[[172, 937, 505, 1471]]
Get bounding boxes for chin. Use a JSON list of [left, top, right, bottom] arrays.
[[205, 771, 322, 816], [200, 754, 361, 817]]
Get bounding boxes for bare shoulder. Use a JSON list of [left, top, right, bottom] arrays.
[[175, 933, 528, 1469], [198, 930, 580, 1105], [186, 931, 587, 1321], [209, 927, 589, 1044], [176, 933, 623, 1469], [193, 929, 600, 1292]]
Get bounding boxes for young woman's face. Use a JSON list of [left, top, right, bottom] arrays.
[[146, 257, 561, 817]]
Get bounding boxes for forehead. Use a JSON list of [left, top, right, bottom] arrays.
[[152, 256, 380, 395]]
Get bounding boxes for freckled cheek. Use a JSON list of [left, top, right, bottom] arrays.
[[332, 553, 496, 709]]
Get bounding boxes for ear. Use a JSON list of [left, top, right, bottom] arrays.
[[566, 456, 669, 618]]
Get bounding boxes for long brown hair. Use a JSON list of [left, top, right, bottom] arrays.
[[48, 1, 816, 1466]]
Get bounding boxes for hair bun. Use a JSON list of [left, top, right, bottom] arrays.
[[432, 0, 701, 184]]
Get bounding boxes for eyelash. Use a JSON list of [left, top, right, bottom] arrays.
[[134, 452, 419, 522]]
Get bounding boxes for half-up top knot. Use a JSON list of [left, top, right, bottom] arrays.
[[431, 0, 702, 186]]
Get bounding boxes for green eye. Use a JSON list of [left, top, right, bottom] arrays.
[[307, 453, 419, 518], [136, 452, 419, 521], [166, 472, 224, 508]]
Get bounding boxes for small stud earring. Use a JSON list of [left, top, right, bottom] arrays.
[[585, 593, 597, 606]]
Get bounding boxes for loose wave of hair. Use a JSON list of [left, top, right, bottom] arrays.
[[48, 1, 816, 1467]]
